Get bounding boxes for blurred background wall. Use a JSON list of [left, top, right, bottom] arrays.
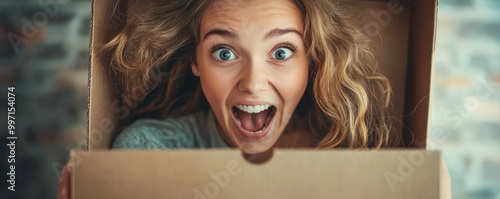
[[0, 0, 498, 198], [429, 0, 500, 198], [0, 0, 90, 198]]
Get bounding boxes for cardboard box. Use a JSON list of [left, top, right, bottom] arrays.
[[71, 150, 442, 199], [75, 0, 440, 198]]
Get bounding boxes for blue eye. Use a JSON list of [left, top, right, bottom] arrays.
[[213, 48, 236, 61], [271, 48, 294, 60]]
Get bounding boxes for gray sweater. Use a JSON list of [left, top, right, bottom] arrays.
[[112, 111, 229, 149]]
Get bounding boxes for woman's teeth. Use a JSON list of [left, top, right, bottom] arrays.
[[235, 104, 271, 113]]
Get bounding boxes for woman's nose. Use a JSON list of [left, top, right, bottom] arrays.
[[238, 60, 269, 94]]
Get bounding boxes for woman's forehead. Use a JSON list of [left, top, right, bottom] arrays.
[[200, 0, 303, 40]]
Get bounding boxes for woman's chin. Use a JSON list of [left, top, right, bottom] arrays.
[[233, 138, 275, 155], [240, 145, 272, 155]]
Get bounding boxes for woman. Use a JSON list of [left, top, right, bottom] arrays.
[[106, 0, 393, 154]]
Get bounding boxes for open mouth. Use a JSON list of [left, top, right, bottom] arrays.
[[231, 104, 277, 139]]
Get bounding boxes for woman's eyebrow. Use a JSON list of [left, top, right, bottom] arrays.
[[264, 28, 302, 40], [203, 28, 238, 41]]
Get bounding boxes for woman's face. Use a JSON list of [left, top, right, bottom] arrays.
[[192, 0, 308, 154]]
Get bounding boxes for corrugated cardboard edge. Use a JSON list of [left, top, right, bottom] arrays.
[[87, 0, 125, 150], [86, 0, 95, 152]]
